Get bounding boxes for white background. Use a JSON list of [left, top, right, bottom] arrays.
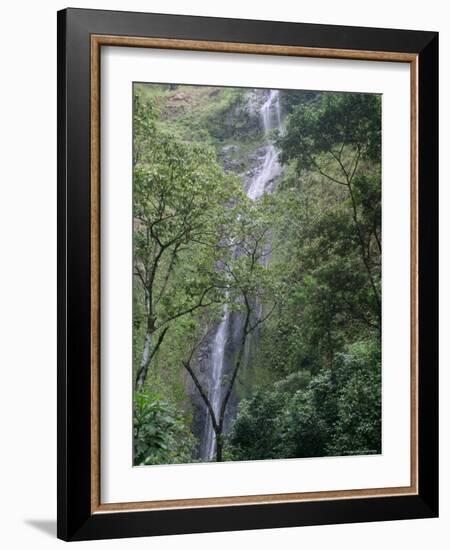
[[0, 0, 447, 548], [102, 48, 411, 503]]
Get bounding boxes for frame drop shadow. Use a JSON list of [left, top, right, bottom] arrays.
[[25, 519, 56, 538]]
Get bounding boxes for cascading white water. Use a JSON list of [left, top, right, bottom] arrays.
[[203, 89, 283, 460], [247, 90, 283, 200], [203, 304, 229, 459]]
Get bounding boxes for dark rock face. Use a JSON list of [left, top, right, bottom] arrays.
[[219, 144, 244, 173]]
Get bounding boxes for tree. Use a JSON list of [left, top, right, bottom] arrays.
[[180, 196, 283, 461], [134, 390, 196, 465], [325, 340, 381, 455], [279, 93, 381, 330], [133, 90, 243, 389], [228, 340, 381, 460], [226, 389, 287, 461]]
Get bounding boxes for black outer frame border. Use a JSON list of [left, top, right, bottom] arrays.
[[57, 7, 439, 542]]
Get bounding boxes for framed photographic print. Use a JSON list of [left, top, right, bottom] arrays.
[[57, 8, 438, 541]]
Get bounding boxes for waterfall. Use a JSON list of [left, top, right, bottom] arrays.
[[203, 304, 230, 459], [247, 90, 282, 200], [201, 89, 283, 461]]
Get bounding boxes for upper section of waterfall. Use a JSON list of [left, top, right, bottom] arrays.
[[246, 89, 283, 201]]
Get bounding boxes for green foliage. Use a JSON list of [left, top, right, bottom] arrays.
[[133, 88, 244, 386], [226, 390, 288, 461], [274, 370, 312, 394], [326, 340, 382, 455], [279, 92, 381, 170], [157, 86, 262, 146], [279, 89, 321, 115], [131, 82, 382, 465], [251, 89, 382, 389], [132, 86, 248, 462], [228, 339, 381, 460], [132, 84, 281, 463], [134, 391, 197, 466]]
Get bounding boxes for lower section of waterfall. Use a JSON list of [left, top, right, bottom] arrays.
[[192, 88, 283, 461], [202, 305, 229, 460]]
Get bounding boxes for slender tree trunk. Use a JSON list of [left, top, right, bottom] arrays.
[[183, 296, 270, 463], [214, 306, 252, 462], [215, 433, 223, 462], [135, 331, 152, 390], [135, 324, 169, 390], [182, 354, 222, 461]]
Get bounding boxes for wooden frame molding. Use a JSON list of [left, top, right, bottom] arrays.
[[90, 34, 419, 515], [91, 34, 418, 62]]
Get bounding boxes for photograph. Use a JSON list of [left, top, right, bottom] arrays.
[[132, 82, 382, 466]]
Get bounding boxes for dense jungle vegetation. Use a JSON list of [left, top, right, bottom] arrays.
[[132, 83, 382, 465]]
